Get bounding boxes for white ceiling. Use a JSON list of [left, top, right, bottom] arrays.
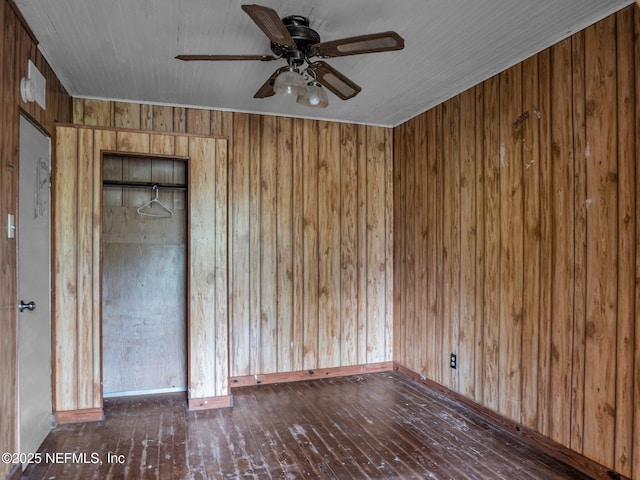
[[15, 0, 632, 127]]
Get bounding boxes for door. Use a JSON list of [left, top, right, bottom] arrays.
[[17, 114, 52, 458]]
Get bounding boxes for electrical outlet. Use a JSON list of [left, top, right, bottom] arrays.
[[450, 353, 457, 369]]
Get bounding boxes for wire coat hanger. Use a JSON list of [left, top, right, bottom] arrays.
[[136, 184, 173, 218]]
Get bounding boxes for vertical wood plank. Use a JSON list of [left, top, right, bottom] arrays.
[[173, 107, 186, 133], [570, 30, 587, 454], [402, 118, 416, 371], [633, 8, 640, 478], [482, 75, 500, 411], [213, 138, 229, 397], [498, 64, 523, 421], [248, 115, 262, 374], [414, 114, 428, 375], [221, 111, 235, 138], [318, 121, 341, 367], [93, 130, 116, 405], [276, 117, 294, 372], [82, 99, 113, 127], [357, 124, 369, 366], [442, 97, 461, 391], [425, 109, 438, 382], [76, 128, 94, 409], [292, 118, 305, 371], [260, 115, 278, 373], [140, 104, 153, 130], [613, 9, 635, 477], [210, 110, 223, 136], [473, 85, 485, 404], [72, 98, 85, 125], [114, 102, 141, 129], [537, 46, 553, 438], [459, 88, 477, 398], [392, 122, 405, 366], [549, 39, 574, 447], [188, 136, 220, 398], [384, 127, 394, 362], [521, 56, 541, 430], [340, 123, 358, 366], [230, 113, 250, 377], [302, 120, 319, 369], [54, 126, 79, 411], [434, 105, 446, 384], [186, 108, 211, 136], [582, 18, 617, 467], [366, 126, 387, 364], [152, 106, 174, 132]]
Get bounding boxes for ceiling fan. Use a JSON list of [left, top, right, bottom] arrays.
[[176, 4, 404, 108]]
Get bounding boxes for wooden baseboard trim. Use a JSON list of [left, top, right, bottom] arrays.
[[188, 395, 233, 411], [6, 462, 22, 480], [394, 363, 629, 480], [230, 362, 394, 388], [54, 408, 104, 424]]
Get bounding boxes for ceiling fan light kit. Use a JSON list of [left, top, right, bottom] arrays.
[[297, 81, 329, 108], [273, 66, 307, 96], [176, 4, 404, 109]]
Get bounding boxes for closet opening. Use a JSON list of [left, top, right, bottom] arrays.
[[101, 153, 188, 399]]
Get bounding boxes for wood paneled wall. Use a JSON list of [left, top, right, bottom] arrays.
[[54, 126, 228, 413], [72, 100, 395, 378], [393, 5, 640, 478], [0, 0, 72, 476]]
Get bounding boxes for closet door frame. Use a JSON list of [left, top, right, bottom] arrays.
[[101, 152, 189, 396], [53, 126, 230, 424]]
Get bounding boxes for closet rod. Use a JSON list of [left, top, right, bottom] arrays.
[[102, 180, 187, 191]]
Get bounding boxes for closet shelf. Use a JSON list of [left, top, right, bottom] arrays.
[[103, 180, 186, 191]]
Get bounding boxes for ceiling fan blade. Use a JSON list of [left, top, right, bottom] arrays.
[[254, 69, 282, 98], [311, 31, 404, 58], [241, 4, 296, 48], [307, 61, 361, 100], [176, 54, 278, 61]]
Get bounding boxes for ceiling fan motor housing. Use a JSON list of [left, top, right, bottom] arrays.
[[271, 15, 321, 64]]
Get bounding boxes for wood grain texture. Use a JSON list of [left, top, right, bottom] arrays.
[[73, 102, 395, 380], [392, 5, 639, 478], [53, 126, 79, 412], [570, 30, 587, 455], [188, 136, 228, 398], [482, 74, 500, 411], [458, 89, 477, 399], [53, 126, 229, 411], [0, 3, 72, 476], [583, 16, 618, 468], [77, 127, 95, 409], [24, 372, 594, 480], [549, 37, 575, 449], [521, 55, 541, 430], [318, 121, 341, 368], [614, 9, 635, 477], [497, 64, 523, 422], [633, 9, 640, 480]]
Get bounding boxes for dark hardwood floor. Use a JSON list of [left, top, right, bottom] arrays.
[[23, 372, 591, 479]]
